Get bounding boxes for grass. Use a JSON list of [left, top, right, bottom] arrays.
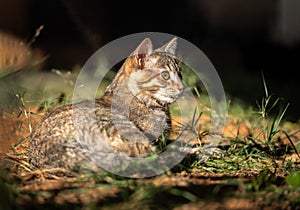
[[0, 68, 299, 209]]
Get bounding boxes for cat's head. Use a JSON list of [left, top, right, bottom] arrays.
[[124, 38, 185, 106]]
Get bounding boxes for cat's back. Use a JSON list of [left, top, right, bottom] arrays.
[[28, 98, 111, 169], [31, 98, 111, 142]]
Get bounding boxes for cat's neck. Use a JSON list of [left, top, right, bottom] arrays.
[[100, 78, 168, 135]]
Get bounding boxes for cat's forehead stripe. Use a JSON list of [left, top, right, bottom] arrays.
[[155, 54, 180, 73]]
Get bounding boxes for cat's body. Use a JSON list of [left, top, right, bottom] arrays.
[[28, 38, 184, 172]]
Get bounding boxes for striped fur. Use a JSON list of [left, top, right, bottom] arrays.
[[29, 38, 184, 172]]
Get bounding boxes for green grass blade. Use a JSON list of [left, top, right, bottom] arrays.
[[262, 72, 269, 98], [279, 130, 300, 159], [268, 103, 289, 142]]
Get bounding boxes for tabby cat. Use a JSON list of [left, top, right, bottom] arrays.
[[28, 38, 185, 172]]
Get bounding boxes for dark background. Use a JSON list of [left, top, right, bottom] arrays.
[[1, 0, 300, 121]]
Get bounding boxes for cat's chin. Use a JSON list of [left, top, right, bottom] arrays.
[[157, 95, 178, 105], [153, 91, 182, 105]]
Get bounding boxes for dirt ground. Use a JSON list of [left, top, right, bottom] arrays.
[[0, 105, 300, 210]]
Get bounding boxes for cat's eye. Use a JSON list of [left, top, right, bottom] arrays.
[[161, 71, 170, 80]]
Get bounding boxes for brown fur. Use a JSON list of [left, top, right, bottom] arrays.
[[28, 38, 184, 172]]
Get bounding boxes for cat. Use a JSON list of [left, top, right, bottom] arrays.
[[28, 37, 185, 173]]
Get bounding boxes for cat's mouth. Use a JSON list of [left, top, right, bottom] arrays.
[[133, 87, 184, 106], [157, 88, 184, 104], [166, 88, 184, 97]]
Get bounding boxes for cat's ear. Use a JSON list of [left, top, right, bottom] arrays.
[[131, 38, 153, 69], [156, 37, 177, 55], [133, 38, 153, 55]]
